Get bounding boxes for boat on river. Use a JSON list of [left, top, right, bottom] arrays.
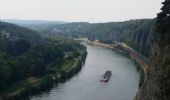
[[100, 70, 112, 82]]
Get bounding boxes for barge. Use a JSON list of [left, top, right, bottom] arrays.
[[100, 70, 112, 82]]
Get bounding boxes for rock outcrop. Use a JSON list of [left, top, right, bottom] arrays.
[[135, 0, 170, 99]]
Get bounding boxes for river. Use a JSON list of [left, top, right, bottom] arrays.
[[30, 45, 139, 100]]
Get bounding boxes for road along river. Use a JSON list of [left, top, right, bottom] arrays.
[[30, 45, 139, 100]]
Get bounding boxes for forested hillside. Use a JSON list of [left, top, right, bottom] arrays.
[[28, 19, 155, 57], [0, 21, 86, 98]]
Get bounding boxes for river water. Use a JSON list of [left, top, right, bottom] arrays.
[[30, 45, 139, 100]]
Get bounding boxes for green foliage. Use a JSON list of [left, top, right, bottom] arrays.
[[6, 39, 31, 56], [156, 0, 170, 44], [0, 55, 11, 90], [0, 21, 41, 43], [156, 0, 170, 34], [0, 22, 86, 93]]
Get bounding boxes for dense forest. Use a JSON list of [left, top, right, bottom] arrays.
[[0, 21, 87, 98], [26, 19, 155, 58]]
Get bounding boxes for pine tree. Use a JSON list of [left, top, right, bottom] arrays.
[[156, 0, 170, 42]]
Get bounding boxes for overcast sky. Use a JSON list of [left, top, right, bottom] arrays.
[[0, 0, 164, 23]]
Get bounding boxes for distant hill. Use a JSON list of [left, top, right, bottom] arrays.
[[27, 19, 155, 57], [0, 19, 66, 26], [1, 19, 154, 58], [0, 21, 41, 43]]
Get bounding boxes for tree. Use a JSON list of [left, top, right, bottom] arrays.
[[0, 58, 11, 91], [6, 39, 31, 56], [156, 0, 170, 42]]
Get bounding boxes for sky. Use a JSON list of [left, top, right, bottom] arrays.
[[0, 0, 164, 23]]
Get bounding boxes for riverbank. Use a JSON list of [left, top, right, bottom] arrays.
[[30, 44, 139, 100], [0, 49, 87, 100], [93, 41, 149, 83], [78, 39, 148, 99]]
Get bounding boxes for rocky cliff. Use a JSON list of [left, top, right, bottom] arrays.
[[134, 42, 168, 100], [135, 0, 170, 99]]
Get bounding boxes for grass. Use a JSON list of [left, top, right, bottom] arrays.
[[60, 60, 76, 72], [1, 77, 41, 96], [0, 59, 77, 99]]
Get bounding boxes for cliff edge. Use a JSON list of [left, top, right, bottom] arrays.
[[135, 0, 170, 100]]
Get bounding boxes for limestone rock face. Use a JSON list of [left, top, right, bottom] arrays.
[[135, 40, 170, 100]]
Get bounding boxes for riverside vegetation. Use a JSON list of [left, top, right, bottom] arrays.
[[24, 19, 153, 92], [21, 8, 169, 99], [1, 0, 169, 99], [0, 21, 87, 100], [3, 19, 161, 99]]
